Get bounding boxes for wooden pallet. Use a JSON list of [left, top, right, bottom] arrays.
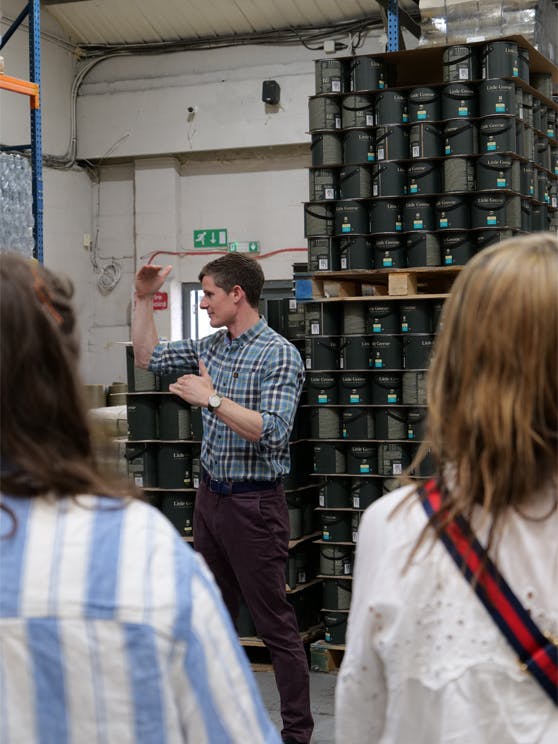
[[240, 643, 274, 671], [311, 267, 461, 299], [240, 625, 323, 671], [310, 639, 345, 673]]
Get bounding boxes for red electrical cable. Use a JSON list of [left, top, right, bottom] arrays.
[[145, 247, 308, 263]]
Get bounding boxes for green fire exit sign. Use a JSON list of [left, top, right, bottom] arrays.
[[228, 241, 260, 253], [193, 229, 228, 248]]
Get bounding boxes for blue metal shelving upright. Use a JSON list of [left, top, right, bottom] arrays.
[[387, 0, 400, 51], [377, 0, 421, 52], [0, 0, 43, 262], [28, 0, 43, 263]]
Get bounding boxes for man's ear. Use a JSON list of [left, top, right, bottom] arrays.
[[231, 285, 244, 303]]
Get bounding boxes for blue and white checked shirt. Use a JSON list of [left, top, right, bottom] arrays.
[[0, 492, 281, 744], [149, 318, 305, 481]]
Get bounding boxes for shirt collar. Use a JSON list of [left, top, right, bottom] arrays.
[[227, 316, 267, 348]]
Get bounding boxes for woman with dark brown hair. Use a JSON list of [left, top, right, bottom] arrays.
[[0, 252, 281, 743], [335, 234, 558, 742]]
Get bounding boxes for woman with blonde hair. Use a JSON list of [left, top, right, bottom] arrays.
[[335, 233, 558, 743], [0, 252, 281, 743]]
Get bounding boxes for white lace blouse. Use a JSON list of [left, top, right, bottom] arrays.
[[335, 484, 558, 744]]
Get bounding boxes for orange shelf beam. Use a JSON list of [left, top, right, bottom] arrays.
[[0, 74, 40, 109]]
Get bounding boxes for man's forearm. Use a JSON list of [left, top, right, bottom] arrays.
[[212, 397, 263, 442], [132, 293, 159, 369]]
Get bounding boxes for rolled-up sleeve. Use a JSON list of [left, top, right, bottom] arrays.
[[148, 339, 199, 376], [260, 345, 305, 451]]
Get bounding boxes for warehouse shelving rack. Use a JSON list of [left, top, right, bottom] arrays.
[[1, 0, 43, 262]]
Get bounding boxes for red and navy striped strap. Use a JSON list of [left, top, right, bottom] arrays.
[[420, 478, 558, 706]]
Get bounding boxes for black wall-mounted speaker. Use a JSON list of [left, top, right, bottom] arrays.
[[262, 80, 281, 105]]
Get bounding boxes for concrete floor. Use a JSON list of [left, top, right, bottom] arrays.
[[255, 670, 337, 744]]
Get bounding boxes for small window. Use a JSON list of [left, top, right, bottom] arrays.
[[186, 287, 222, 340]]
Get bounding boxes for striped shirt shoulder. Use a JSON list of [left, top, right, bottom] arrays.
[[0, 493, 281, 743]]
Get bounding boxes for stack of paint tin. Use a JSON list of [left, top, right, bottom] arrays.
[[304, 40, 557, 618], [123, 347, 201, 540], [308, 39, 555, 271], [307, 56, 387, 272], [304, 297, 434, 488]]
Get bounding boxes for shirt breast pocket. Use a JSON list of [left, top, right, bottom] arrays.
[[227, 366, 262, 409]]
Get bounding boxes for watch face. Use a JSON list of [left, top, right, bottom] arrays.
[[209, 394, 221, 410]]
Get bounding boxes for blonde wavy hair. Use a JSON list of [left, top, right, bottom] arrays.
[[409, 232, 558, 551]]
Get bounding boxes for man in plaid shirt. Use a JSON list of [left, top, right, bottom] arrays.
[[133, 253, 313, 744]]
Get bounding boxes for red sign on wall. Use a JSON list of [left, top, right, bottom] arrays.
[[152, 291, 168, 311]]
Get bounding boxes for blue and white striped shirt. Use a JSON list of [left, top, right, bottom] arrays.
[[0, 492, 281, 744], [149, 318, 305, 481]]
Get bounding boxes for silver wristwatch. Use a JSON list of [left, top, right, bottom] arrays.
[[207, 393, 223, 412]]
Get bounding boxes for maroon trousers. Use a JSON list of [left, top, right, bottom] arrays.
[[194, 480, 314, 744]]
